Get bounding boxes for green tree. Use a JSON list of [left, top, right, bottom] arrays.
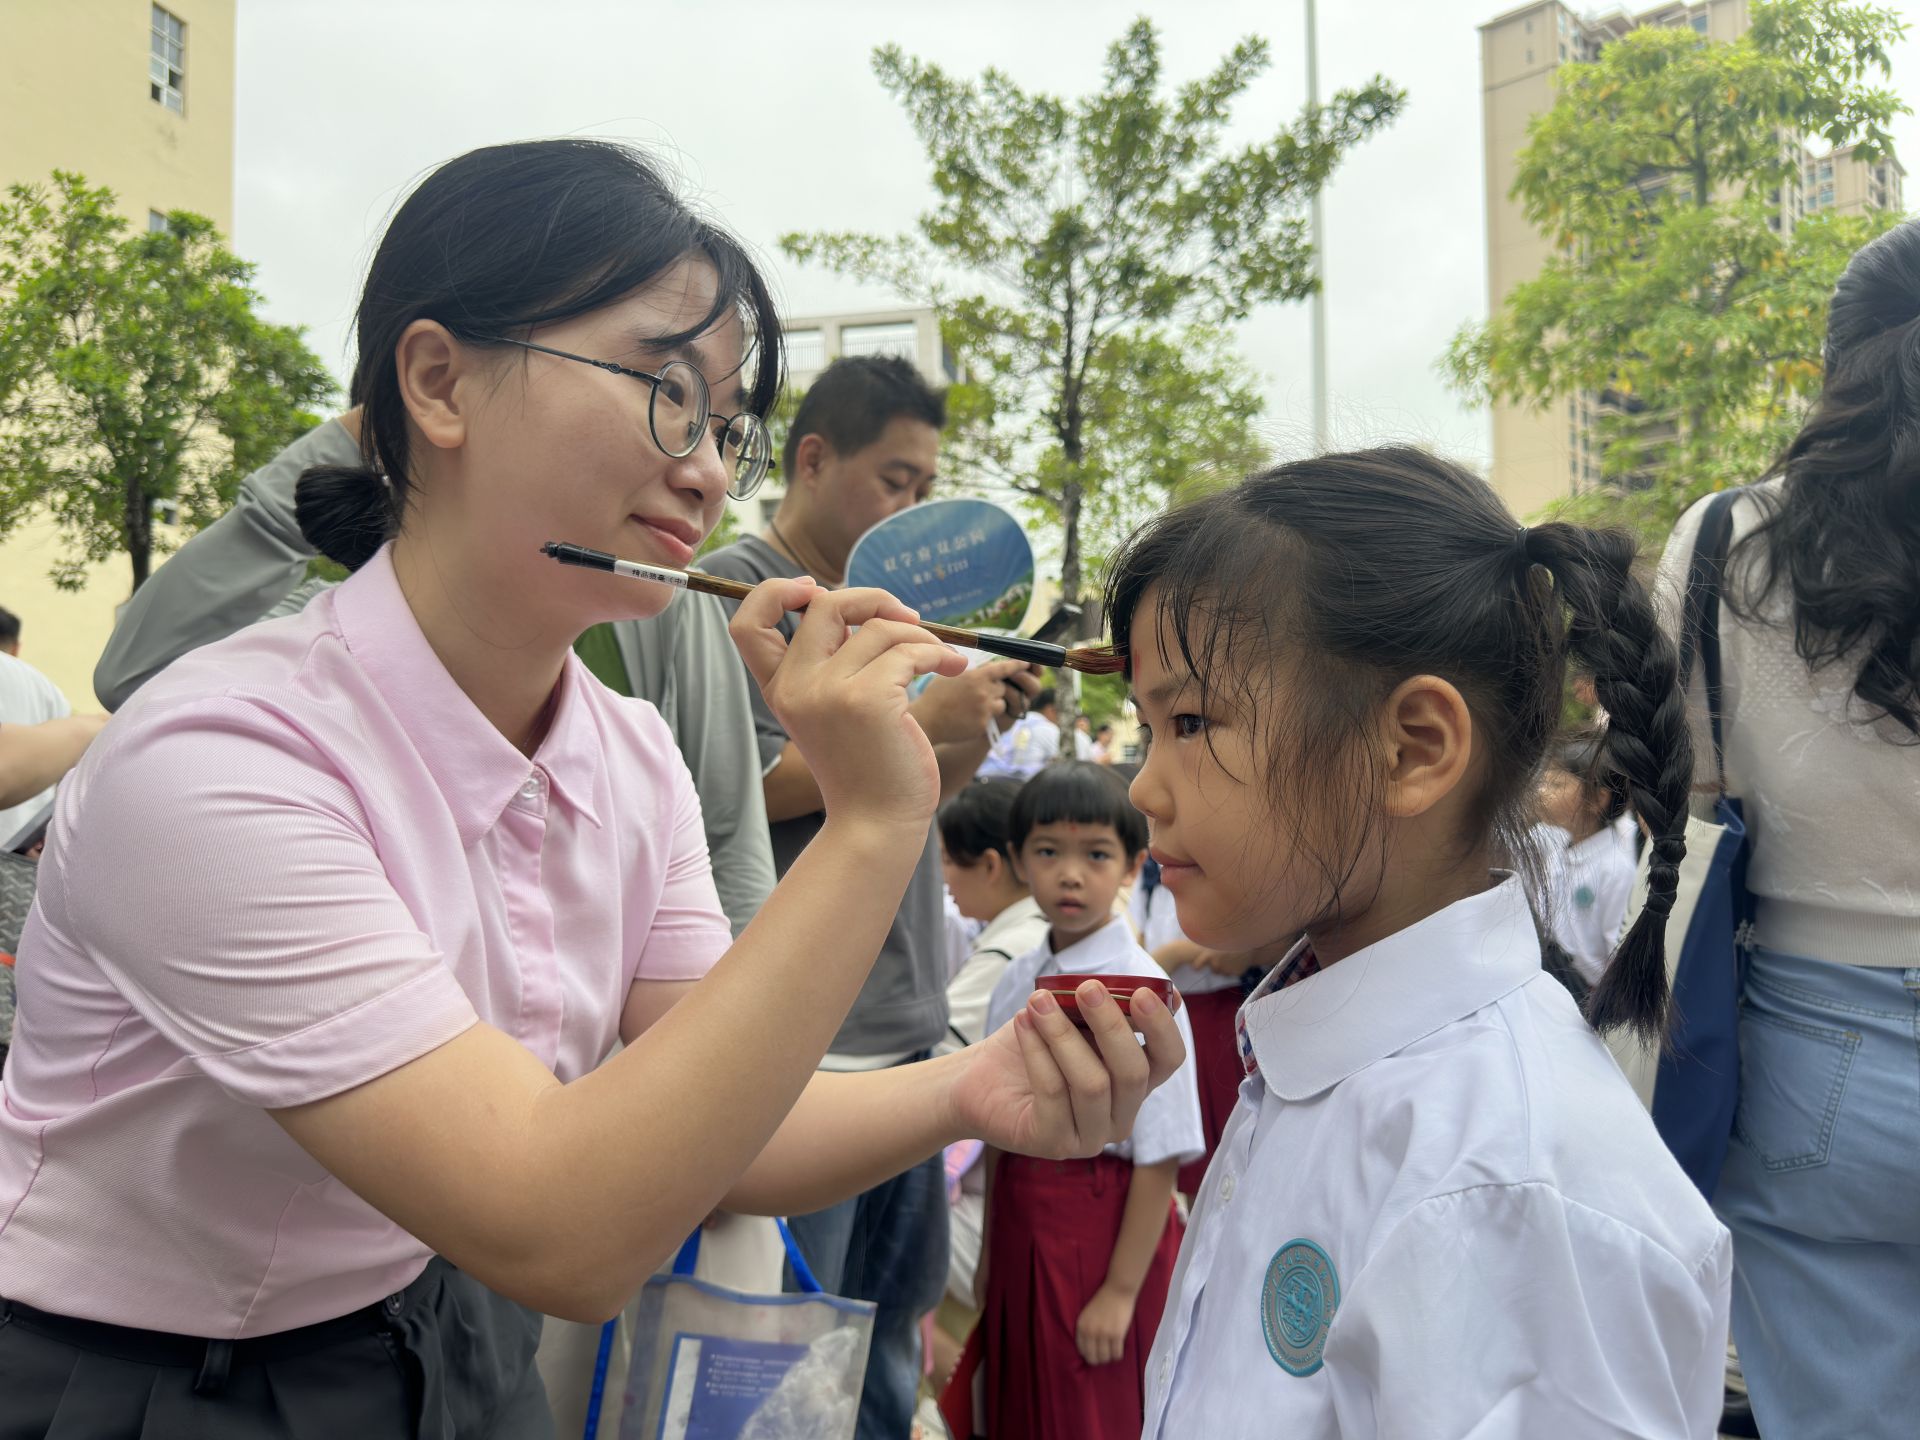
[[0, 173, 335, 592], [780, 18, 1403, 648], [1444, 0, 1908, 531]]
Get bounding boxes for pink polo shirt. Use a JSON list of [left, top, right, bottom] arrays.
[[0, 546, 732, 1337]]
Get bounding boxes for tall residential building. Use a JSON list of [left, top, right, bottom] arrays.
[[0, 1, 236, 706], [1479, 0, 1901, 516], [729, 306, 961, 536]]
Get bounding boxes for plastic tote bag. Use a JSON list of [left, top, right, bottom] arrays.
[[1606, 488, 1752, 1200], [618, 1218, 875, 1440]]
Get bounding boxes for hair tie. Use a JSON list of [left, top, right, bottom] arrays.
[[1651, 835, 1687, 868]]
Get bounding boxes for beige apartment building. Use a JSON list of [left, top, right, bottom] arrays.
[[0, 1, 236, 706], [1480, 0, 1903, 517]]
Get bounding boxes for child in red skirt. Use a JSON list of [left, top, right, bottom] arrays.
[[957, 763, 1203, 1440]]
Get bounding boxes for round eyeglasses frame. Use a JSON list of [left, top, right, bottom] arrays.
[[466, 334, 773, 500]]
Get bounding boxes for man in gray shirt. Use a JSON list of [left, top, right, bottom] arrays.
[[93, 411, 775, 936], [702, 355, 1038, 1440]]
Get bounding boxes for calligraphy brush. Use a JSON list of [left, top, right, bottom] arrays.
[[542, 541, 1125, 675]]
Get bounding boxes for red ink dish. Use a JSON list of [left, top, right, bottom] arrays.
[[1032, 973, 1177, 1031]]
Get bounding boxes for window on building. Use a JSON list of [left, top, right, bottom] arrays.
[[1819, 182, 1835, 207], [147, 209, 170, 233], [1526, 48, 1534, 63], [1525, 17, 1533, 33], [1819, 160, 1833, 180], [784, 327, 826, 375], [1560, 43, 1568, 60], [758, 496, 781, 531], [150, 5, 185, 113], [839, 320, 918, 362], [1691, 13, 1709, 33]]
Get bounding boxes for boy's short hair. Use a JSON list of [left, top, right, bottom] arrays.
[[781, 354, 947, 480], [0, 605, 18, 648], [938, 778, 1024, 865], [1009, 761, 1149, 859], [1033, 687, 1057, 711], [1558, 729, 1630, 825]]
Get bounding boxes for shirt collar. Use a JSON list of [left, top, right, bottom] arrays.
[[333, 546, 604, 846], [1241, 874, 1542, 1101], [1045, 913, 1138, 971], [976, 895, 1048, 953]]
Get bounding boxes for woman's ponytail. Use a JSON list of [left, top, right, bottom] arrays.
[[1526, 522, 1694, 1047], [294, 463, 399, 573]]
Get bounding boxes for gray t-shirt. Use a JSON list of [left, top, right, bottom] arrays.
[[701, 535, 949, 1058]]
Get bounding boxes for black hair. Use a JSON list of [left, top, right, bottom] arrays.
[[938, 778, 1023, 866], [781, 354, 946, 480], [0, 605, 17, 647], [295, 139, 784, 571], [1033, 688, 1057, 712], [1105, 447, 1691, 1046], [1555, 729, 1630, 827], [1009, 761, 1150, 861], [1730, 218, 1920, 737]]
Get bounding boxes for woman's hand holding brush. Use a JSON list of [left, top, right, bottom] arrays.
[[728, 577, 968, 835]]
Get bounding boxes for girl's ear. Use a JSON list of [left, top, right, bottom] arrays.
[[1378, 673, 1474, 820]]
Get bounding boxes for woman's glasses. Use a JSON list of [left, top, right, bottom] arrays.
[[467, 335, 773, 500]]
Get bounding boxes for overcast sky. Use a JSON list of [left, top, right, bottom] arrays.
[[232, 0, 1920, 478]]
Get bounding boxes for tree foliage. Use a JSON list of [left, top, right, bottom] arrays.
[[0, 173, 335, 591], [1444, 0, 1908, 531], [781, 19, 1404, 620]]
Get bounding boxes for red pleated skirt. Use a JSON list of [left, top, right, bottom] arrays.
[[1178, 986, 1249, 1195], [956, 1152, 1181, 1440]]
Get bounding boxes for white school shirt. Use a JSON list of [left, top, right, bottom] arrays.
[[1142, 876, 1731, 1440], [985, 915, 1204, 1167], [1128, 874, 1238, 996], [0, 652, 72, 843], [1531, 820, 1638, 987], [939, 894, 1051, 1055], [975, 711, 1062, 780]]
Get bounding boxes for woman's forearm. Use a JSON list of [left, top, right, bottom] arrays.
[[722, 1054, 967, 1216], [278, 813, 932, 1321]]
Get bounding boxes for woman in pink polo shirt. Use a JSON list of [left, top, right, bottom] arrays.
[[0, 139, 1183, 1438]]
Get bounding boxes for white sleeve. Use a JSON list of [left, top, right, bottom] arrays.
[[1325, 1184, 1731, 1440], [1125, 1003, 1205, 1168]]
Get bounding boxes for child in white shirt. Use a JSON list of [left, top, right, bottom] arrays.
[[957, 762, 1202, 1440]]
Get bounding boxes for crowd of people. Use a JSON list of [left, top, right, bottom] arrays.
[[0, 135, 1914, 1440]]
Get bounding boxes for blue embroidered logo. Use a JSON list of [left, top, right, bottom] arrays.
[[1575, 883, 1597, 910], [1261, 1239, 1339, 1376]]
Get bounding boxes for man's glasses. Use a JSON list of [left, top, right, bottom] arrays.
[[468, 334, 773, 500]]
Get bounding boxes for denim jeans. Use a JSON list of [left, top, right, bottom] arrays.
[[1713, 947, 1920, 1440], [785, 1149, 949, 1440]]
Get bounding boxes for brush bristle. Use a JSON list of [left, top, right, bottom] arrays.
[[1063, 645, 1126, 675]]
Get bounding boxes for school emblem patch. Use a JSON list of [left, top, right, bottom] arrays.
[[1261, 1239, 1339, 1376]]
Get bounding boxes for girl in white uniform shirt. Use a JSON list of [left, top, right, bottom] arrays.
[[0, 141, 1185, 1437], [1113, 449, 1732, 1439]]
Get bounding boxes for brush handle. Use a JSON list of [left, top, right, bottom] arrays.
[[543, 540, 1073, 668]]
